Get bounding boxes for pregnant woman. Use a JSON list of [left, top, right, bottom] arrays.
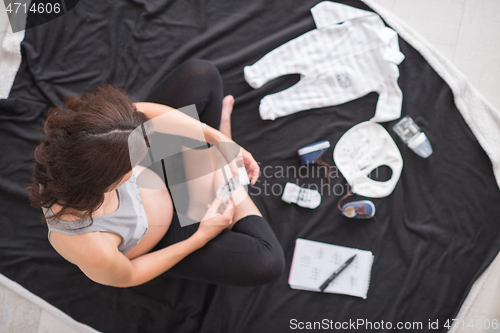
[[29, 59, 285, 287]]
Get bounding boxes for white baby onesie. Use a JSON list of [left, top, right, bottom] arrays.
[[244, 1, 405, 123]]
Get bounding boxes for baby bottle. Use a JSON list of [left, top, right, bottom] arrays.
[[392, 116, 433, 158]]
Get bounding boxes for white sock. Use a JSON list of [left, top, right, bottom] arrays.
[[281, 182, 321, 209]]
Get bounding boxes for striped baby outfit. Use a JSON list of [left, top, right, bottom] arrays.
[[244, 1, 405, 122]]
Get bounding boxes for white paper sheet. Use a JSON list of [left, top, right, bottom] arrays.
[[288, 238, 374, 299]]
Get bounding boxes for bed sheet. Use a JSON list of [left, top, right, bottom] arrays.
[[1, 1, 500, 332]]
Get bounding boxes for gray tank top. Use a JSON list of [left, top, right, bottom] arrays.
[[43, 169, 149, 254]]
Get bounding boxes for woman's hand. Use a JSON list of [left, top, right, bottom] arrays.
[[193, 197, 234, 246], [239, 147, 260, 185], [211, 141, 260, 186]]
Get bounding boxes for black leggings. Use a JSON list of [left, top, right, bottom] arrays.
[[145, 59, 285, 286]]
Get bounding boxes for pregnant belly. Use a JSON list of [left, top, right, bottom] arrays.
[[125, 186, 174, 260]]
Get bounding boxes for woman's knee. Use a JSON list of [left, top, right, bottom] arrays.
[[262, 250, 286, 283], [178, 59, 221, 86], [243, 246, 286, 286]]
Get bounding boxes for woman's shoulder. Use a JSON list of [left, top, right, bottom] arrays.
[[51, 231, 131, 287], [47, 203, 82, 221], [49, 229, 120, 266]]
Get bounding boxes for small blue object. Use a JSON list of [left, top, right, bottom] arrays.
[[392, 116, 433, 158], [407, 132, 433, 158], [297, 140, 330, 166], [341, 200, 376, 219]]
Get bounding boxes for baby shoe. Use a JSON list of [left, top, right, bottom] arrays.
[[282, 182, 321, 209], [297, 140, 330, 166], [297, 140, 332, 185], [340, 200, 376, 219]]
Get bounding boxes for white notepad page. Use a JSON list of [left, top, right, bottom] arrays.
[[288, 238, 374, 299]]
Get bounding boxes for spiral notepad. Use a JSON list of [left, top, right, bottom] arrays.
[[288, 238, 374, 299]]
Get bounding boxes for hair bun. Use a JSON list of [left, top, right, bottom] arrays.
[[63, 95, 84, 111], [44, 108, 74, 137]]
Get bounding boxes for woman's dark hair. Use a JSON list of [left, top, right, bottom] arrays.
[[28, 85, 150, 223]]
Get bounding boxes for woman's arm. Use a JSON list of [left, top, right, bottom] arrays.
[[133, 102, 227, 145], [78, 232, 205, 287], [73, 197, 234, 288], [134, 102, 260, 184]]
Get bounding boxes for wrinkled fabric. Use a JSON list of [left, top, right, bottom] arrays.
[[1, 1, 500, 332]]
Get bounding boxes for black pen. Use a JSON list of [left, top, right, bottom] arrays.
[[319, 254, 357, 292]]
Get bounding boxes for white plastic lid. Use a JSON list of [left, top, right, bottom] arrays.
[[297, 141, 330, 155], [407, 132, 428, 149]]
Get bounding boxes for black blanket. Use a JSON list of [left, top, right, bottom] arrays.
[[2, 1, 500, 332]]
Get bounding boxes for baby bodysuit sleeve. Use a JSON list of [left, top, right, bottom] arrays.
[[243, 36, 308, 90], [310, 1, 375, 29]]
